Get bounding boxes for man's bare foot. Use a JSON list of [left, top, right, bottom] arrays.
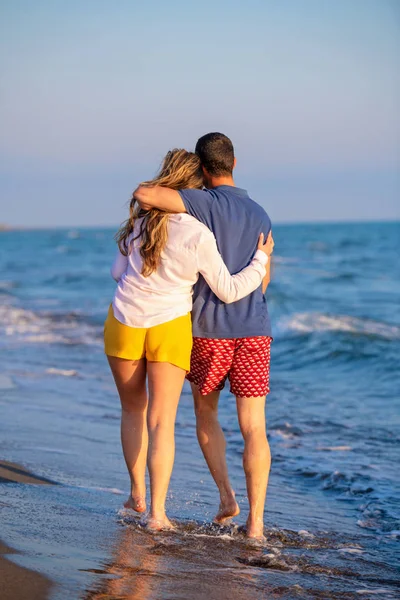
[[214, 491, 240, 523], [146, 515, 175, 531], [124, 495, 146, 513], [245, 516, 265, 540]]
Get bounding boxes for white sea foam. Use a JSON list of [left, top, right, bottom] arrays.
[[298, 530, 314, 538], [385, 530, 400, 538], [357, 519, 377, 530], [0, 374, 15, 389], [46, 368, 78, 377], [89, 486, 125, 495], [280, 312, 400, 340], [33, 446, 76, 455], [271, 256, 300, 265], [0, 281, 17, 290], [117, 508, 145, 523], [77, 486, 125, 495], [338, 547, 364, 554], [317, 446, 352, 451], [190, 533, 235, 541], [357, 590, 395, 596], [0, 304, 101, 346], [272, 429, 298, 440]]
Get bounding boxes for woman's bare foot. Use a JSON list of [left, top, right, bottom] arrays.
[[214, 490, 240, 523], [245, 516, 265, 540], [146, 514, 175, 531], [124, 495, 146, 513]]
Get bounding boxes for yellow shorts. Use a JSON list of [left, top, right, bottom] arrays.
[[104, 305, 192, 372]]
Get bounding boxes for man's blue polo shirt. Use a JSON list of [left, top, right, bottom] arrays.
[[178, 185, 272, 339]]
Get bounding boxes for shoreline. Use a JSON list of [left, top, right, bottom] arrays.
[[0, 540, 53, 600], [0, 460, 56, 600], [0, 460, 58, 486]]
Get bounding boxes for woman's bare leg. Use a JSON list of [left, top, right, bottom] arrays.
[[146, 362, 186, 529], [107, 356, 148, 512]]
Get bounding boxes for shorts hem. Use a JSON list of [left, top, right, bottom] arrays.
[[186, 373, 226, 395], [104, 350, 145, 361], [105, 350, 189, 372], [229, 387, 270, 398], [147, 356, 190, 372]]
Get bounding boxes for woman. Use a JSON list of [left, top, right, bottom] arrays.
[[105, 149, 274, 530]]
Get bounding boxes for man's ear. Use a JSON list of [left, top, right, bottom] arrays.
[[233, 157, 237, 170]]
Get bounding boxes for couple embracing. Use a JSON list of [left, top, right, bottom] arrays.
[[104, 133, 274, 540]]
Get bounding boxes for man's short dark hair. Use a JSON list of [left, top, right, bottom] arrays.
[[195, 132, 234, 177]]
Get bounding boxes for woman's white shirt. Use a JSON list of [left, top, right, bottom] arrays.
[[111, 214, 267, 328]]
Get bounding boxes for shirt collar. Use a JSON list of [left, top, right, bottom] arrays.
[[209, 185, 248, 196]]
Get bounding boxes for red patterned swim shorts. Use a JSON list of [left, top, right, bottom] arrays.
[[186, 336, 272, 398]]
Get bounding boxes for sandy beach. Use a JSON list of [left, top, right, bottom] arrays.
[[0, 461, 57, 486], [0, 462, 53, 600], [0, 539, 52, 600]]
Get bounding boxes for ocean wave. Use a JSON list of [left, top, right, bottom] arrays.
[[295, 468, 375, 496], [308, 241, 331, 252], [0, 374, 15, 389], [0, 281, 19, 298], [338, 547, 364, 554], [79, 485, 125, 495], [280, 312, 400, 340], [357, 502, 400, 534], [356, 590, 398, 597], [317, 445, 353, 452], [270, 422, 303, 439], [271, 255, 300, 265], [46, 368, 78, 377], [0, 281, 18, 290], [67, 229, 81, 239], [0, 303, 102, 346]]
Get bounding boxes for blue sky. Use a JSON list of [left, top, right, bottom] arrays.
[[0, 0, 399, 226]]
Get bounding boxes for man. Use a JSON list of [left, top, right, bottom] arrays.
[[134, 133, 273, 539]]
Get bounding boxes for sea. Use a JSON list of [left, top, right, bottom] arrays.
[[0, 221, 399, 599]]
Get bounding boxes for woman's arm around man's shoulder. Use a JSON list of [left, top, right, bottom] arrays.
[[133, 185, 186, 213]]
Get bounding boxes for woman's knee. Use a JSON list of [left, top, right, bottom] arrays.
[[120, 390, 147, 413], [147, 410, 175, 434]]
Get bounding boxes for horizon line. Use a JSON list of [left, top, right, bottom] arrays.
[[1, 217, 399, 232]]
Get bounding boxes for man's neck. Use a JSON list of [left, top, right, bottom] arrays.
[[206, 175, 235, 189]]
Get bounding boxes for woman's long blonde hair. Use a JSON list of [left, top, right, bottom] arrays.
[[115, 149, 203, 277]]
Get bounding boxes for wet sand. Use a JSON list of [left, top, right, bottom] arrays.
[[0, 539, 52, 600], [2, 456, 399, 600], [0, 461, 54, 600], [0, 460, 58, 485]]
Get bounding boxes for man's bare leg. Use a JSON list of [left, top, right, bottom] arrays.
[[236, 395, 270, 539], [192, 383, 240, 522]]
